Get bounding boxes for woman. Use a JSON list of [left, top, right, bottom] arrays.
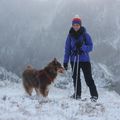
[[63, 15, 98, 102]]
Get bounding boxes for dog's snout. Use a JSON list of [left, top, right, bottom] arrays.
[[58, 67, 64, 73]]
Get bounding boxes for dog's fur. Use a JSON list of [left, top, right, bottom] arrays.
[[22, 58, 64, 97]]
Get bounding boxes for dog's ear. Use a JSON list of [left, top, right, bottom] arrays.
[[26, 65, 32, 69], [53, 58, 57, 64]]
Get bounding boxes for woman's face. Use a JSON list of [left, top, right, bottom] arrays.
[[72, 24, 81, 31]]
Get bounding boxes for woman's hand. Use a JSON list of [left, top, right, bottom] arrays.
[[63, 63, 68, 70]]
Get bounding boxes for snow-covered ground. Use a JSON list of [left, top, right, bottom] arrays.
[[0, 76, 120, 120], [0, 64, 120, 120]]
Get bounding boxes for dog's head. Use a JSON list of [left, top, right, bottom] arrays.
[[50, 58, 64, 73]]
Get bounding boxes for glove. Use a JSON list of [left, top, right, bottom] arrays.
[[77, 49, 84, 55], [81, 45, 87, 52], [63, 63, 68, 70], [76, 41, 84, 49]]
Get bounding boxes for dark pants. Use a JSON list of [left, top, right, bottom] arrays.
[[71, 61, 98, 98]]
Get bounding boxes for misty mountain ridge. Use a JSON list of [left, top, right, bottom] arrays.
[[0, 0, 120, 79]]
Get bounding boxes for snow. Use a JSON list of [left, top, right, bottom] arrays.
[[0, 66, 20, 87], [0, 74, 120, 120], [0, 65, 120, 120], [97, 63, 113, 78]]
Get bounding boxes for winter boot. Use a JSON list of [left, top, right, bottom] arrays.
[[70, 93, 81, 100], [90, 96, 98, 102]]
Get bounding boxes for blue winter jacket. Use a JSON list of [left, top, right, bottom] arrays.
[[64, 27, 93, 63]]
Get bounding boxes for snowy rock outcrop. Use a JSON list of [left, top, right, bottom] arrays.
[[0, 66, 20, 87]]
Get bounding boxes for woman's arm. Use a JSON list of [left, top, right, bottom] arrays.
[[81, 33, 93, 52], [64, 35, 71, 63]]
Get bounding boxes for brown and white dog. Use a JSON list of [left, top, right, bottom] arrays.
[[22, 58, 64, 97]]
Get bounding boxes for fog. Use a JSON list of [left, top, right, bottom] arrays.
[[0, 0, 120, 79]]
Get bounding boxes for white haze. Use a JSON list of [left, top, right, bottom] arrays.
[[0, 0, 120, 82]]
